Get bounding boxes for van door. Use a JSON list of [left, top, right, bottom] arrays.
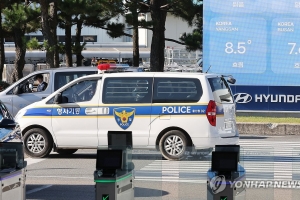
[[51, 78, 99, 148], [98, 77, 153, 147], [11, 72, 51, 116], [208, 77, 237, 137]]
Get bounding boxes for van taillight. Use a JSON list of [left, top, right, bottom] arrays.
[[206, 100, 216, 126]]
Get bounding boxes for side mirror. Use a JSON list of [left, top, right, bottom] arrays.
[[227, 77, 236, 84], [53, 93, 62, 104], [29, 84, 33, 90], [0, 118, 16, 128], [13, 86, 20, 95]]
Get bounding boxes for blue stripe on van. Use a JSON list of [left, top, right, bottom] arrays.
[[25, 108, 52, 116], [24, 105, 224, 117]]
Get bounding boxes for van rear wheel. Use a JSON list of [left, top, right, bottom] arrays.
[[57, 149, 78, 155], [24, 128, 53, 158], [159, 130, 190, 161]]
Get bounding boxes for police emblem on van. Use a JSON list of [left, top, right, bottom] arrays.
[[113, 108, 135, 130]]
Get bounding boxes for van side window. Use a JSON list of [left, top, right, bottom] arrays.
[[54, 71, 97, 91], [103, 78, 153, 103], [60, 80, 98, 103], [208, 77, 234, 103], [153, 78, 202, 103]]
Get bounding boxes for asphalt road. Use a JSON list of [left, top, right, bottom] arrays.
[[25, 135, 300, 200]]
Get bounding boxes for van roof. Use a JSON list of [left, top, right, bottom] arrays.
[[87, 71, 223, 78], [36, 66, 98, 73]]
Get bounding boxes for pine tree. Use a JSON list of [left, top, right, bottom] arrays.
[[38, 0, 59, 68], [103, 0, 200, 71], [179, 3, 203, 52], [57, 0, 122, 66], [0, 0, 17, 81], [0, 2, 6, 81], [2, 1, 40, 82], [148, 0, 201, 71]]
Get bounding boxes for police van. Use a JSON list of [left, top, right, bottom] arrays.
[[15, 69, 239, 160]]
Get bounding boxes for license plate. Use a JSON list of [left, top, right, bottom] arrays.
[[225, 122, 233, 129]]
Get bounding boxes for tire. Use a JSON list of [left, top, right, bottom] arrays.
[[23, 128, 53, 158], [159, 130, 191, 161], [56, 149, 78, 155]]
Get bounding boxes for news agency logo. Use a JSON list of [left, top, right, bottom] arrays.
[[209, 175, 226, 194], [234, 93, 252, 103]]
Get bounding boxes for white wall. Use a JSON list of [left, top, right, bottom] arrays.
[[147, 13, 196, 48]]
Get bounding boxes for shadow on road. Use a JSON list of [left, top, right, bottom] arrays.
[[135, 187, 169, 197], [26, 184, 94, 200], [47, 153, 97, 159], [26, 184, 168, 200], [240, 136, 268, 139]]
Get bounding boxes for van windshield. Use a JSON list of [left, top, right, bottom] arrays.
[[0, 142, 24, 173], [208, 77, 234, 103]]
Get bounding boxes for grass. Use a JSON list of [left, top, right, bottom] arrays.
[[236, 116, 300, 124]]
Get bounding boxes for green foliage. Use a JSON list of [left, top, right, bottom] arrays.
[[2, 2, 40, 33], [72, 42, 86, 54], [0, 81, 10, 92], [180, 29, 202, 51], [167, 0, 203, 26], [57, 43, 66, 55], [106, 23, 126, 38], [26, 37, 43, 50], [237, 116, 300, 124], [179, 4, 203, 51]]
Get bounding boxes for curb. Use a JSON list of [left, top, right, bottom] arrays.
[[237, 123, 300, 135]]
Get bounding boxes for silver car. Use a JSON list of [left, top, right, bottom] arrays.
[[0, 67, 97, 116]]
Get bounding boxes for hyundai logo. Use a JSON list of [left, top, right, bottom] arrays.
[[234, 93, 252, 103]]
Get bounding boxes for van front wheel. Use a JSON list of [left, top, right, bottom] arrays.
[[159, 130, 190, 161], [24, 128, 53, 158]]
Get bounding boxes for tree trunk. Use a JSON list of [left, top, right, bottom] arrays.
[[0, 8, 5, 81], [40, 0, 55, 68], [76, 21, 83, 67], [11, 29, 26, 83], [65, 17, 73, 67], [150, 0, 167, 72], [50, 0, 59, 68], [132, 7, 139, 67]]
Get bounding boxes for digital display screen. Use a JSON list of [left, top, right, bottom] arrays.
[[96, 150, 123, 170], [108, 131, 132, 148], [211, 152, 238, 172], [215, 145, 240, 162], [204, 0, 300, 86]]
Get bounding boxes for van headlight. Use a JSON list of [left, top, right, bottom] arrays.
[[14, 109, 27, 123]]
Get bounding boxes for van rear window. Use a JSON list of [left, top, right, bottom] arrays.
[[153, 78, 202, 103], [208, 77, 234, 103]]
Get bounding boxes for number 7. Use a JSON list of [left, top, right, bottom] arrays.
[[288, 43, 296, 54]]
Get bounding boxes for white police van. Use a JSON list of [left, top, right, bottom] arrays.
[[15, 69, 239, 160]]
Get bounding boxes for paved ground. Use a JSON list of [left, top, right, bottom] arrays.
[[25, 135, 300, 200]]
